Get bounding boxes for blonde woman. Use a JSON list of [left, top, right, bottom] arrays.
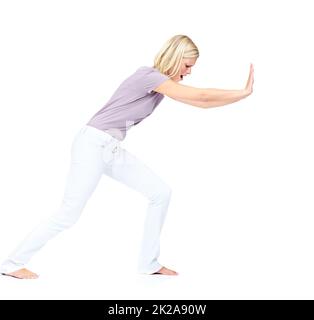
[[1, 35, 254, 279]]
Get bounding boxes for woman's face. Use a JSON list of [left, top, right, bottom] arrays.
[[172, 57, 197, 82]]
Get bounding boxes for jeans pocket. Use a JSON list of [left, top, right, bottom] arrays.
[[101, 140, 120, 165], [102, 147, 113, 164]]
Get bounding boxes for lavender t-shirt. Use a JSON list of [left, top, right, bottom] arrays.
[[86, 66, 169, 140]]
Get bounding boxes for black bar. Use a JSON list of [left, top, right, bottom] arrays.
[[0, 300, 309, 319]]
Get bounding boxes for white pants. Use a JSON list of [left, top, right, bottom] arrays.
[[0, 125, 172, 274]]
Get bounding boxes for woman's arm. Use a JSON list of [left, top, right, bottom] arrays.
[[154, 64, 254, 109], [172, 87, 252, 108]]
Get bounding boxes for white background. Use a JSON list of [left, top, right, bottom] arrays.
[[0, 0, 313, 299]]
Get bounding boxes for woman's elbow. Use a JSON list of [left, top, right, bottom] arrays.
[[199, 90, 215, 103]]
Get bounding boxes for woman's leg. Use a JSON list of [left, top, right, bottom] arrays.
[[104, 146, 174, 275], [0, 128, 106, 276], [1, 125, 176, 277]]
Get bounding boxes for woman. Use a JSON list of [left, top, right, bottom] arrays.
[[0, 35, 254, 279]]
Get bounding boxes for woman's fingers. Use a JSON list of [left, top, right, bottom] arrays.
[[250, 64, 254, 89], [246, 63, 254, 94]]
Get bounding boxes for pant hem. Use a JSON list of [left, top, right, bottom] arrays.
[[138, 263, 162, 275], [0, 261, 25, 274]]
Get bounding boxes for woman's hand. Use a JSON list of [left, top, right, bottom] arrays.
[[244, 64, 254, 96]]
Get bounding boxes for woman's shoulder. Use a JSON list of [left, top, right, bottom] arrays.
[[136, 66, 162, 74]]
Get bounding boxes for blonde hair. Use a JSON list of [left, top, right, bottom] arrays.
[[154, 35, 199, 78]]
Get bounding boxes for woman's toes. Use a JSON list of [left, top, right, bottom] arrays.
[[153, 266, 178, 275], [4, 268, 39, 279]]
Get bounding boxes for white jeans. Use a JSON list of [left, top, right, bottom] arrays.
[[0, 125, 172, 274]]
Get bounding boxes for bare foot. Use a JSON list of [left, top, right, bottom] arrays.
[[152, 266, 178, 276], [2, 268, 39, 279]]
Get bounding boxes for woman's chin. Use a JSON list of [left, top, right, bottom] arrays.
[[171, 76, 182, 82]]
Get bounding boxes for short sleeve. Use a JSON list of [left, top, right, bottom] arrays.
[[140, 67, 170, 94]]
